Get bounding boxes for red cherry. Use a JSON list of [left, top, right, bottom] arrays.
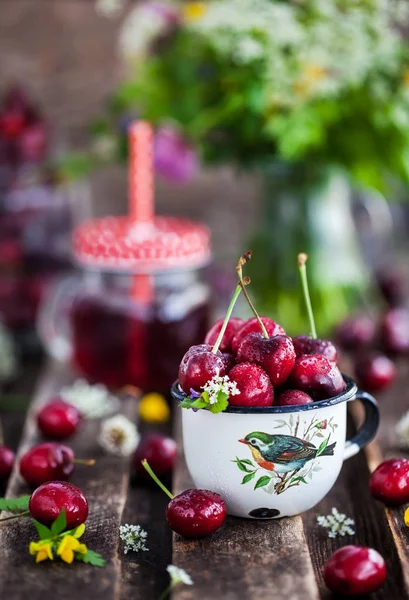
[[381, 308, 409, 354], [37, 400, 81, 440], [290, 354, 346, 400], [276, 389, 314, 406], [19, 442, 74, 487], [324, 545, 387, 596], [166, 489, 226, 538], [178, 344, 226, 394], [29, 481, 88, 528], [228, 363, 274, 407], [204, 317, 245, 352], [231, 317, 285, 354], [370, 458, 409, 505], [354, 354, 396, 392], [377, 267, 406, 307], [222, 352, 235, 371], [0, 110, 26, 138], [236, 334, 295, 387], [0, 445, 15, 479], [134, 434, 177, 478], [292, 335, 337, 362], [335, 315, 376, 350]]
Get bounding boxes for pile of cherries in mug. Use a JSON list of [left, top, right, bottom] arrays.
[[179, 252, 345, 407]]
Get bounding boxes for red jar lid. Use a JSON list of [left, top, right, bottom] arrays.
[[73, 215, 211, 272]]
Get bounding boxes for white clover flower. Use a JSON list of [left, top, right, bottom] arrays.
[[202, 374, 240, 405], [60, 379, 120, 419], [396, 411, 409, 446], [0, 322, 17, 381], [119, 524, 148, 553], [99, 414, 140, 456], [167, 565, 193, 586], [95, 0, 124, 18], [317, 507, 355, 539]]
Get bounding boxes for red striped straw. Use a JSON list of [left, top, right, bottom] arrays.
[[129, 121, 154, 226], [128, 120, 154, 303]]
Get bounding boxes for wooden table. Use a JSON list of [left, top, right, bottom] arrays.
[[1, 358, 409, 600]]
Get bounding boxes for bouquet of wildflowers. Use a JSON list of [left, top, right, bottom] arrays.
[[88, 0, 409, 192]]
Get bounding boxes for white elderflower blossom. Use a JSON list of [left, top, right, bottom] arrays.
[[99, 414, 140, 456], [202, 374, 240, 404], [167, 565, 193, 586], [60, 379, 120, 419], [317, 507, 355, 538], [396, 411, 409, 446], [0, 322, 17, 381], [119, 524, 148, 553], [119, 2, 177, 61], [233, 37, 264, 65]]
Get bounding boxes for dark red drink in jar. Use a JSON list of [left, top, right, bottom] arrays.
[[42, 215, 211, 392]]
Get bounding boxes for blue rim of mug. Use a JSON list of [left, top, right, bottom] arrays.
[[171, 374, 357, 414]]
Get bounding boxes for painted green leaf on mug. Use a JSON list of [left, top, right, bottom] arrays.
[[254, 476, 271, 490], [242, 472, 256, 485]]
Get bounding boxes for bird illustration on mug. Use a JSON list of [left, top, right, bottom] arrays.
[[239, 432, 336, 473]]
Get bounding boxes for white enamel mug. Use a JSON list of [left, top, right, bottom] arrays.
[[172, 376, 379, 519]]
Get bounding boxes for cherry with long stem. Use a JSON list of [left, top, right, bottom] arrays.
[[298, 253, 317, 339], [236, 251, 268, 339], [211, 283, 243, 355], [142, 459, 174, 499]]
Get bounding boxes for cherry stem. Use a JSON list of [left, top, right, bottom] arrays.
[[0, 510, 29, 522], [298, 253, 317, 339], [211, 283, 242, 354], [236, 252, 268, 339], [72, 458, 96, 466], [142, 459, 174, 500]]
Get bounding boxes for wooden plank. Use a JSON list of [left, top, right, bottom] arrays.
[[0, 361, 137, 600], [171, 413, 320, 600], [120, 422, 173, 600]]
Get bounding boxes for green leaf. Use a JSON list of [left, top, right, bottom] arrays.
[[254, 475, 271, 490], [289, 476, 308, 485], [233, 457, 254, 473], [316, 436, 330, 457], [78, 550, 106, 567], [0, 495, 30, 512], [180, 399, 194, 409], [191, 398, 208, 410], [242, 472, 256, 485], [208, 395, 229, 414], [239, 459, 254, 466], [33, 520, 52, 540], [51, 509, 67, 537]]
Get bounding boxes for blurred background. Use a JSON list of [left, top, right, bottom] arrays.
[[1, 0, 409, 398]]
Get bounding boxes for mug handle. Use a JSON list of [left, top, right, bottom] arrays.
[[343, 390, 380, 461]]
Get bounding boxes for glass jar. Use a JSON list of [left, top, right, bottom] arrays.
[[39, 215, 211, 392]]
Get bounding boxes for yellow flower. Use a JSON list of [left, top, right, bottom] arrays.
[[57, 535, 87, 564], [404, 507, 409, 527], [29, 540, 54, 563], [57, 525, 87, 564], [403, 70, 409, 86], [182, 2, 207, 22], [139, 392, 170, 423]]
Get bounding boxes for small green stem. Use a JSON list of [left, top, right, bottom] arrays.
[[298, 253, 317, 339], [158, 583, 174, 600], [236, 258, 268, 339], [0, 510, 29, 522], [0, 419, 4, 446], [142, 460, 174, 500], [212, 284, 242, 354], [72, 458, 96, 466]]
